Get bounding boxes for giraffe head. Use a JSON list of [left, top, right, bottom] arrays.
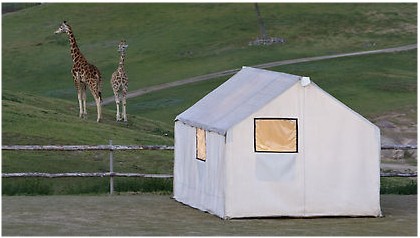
[[118, 40, 128, 53], [54, 21, 71, 34]]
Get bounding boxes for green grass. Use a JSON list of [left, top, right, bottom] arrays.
[[109, 77, 229, 125], [2, 3, 41, 14], [2, 3, 416, 101], [2, 90, 175, 195], [381, 177, 417, 195], [2, 90, 173, 145], [120, 50, 417, 125], [3, 176, 416, 196], [2, 3, 417, 195], [2, 177, 173, 195]]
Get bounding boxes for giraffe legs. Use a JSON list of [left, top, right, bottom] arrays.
[[95, 97, 102, 123], [114, 92, 121, 121], [113, 92, 127, 122], [74, 74, 88, 119], [77, 88, 87, 119], [77, 91, 84, 118], [122, 95, 127, 122], [121, 86, 127, 122], [74, 74, 84, 119], [81, 85, 87, 118], [76, 80, 101, 123]]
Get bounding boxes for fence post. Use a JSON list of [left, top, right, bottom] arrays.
[[109, 140, 114, 195]]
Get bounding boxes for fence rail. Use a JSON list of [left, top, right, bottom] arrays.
[[380, 145, 417, 150], [2, 171, 415, 178], [3, 144, 415, 151], [2, 145, 174, 151], [380, 172, 417, 177], [2, 172, 173, 178], [2, 142, 417, 193]]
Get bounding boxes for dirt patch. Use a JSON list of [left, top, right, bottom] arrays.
[[1, 194, 417, 236]]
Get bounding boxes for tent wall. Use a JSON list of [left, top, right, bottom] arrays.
[[173, 121, 226, 218], [223, 83, 381, 218], [224, 84, 305, 218], [303, 84, 381, 216]]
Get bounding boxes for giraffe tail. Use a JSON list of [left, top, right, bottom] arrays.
[[99, 91, 103, 103]]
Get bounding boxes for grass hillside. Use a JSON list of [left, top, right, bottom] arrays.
[[2, 90, 173, 145], [2, 3, 416, 140], [3, 3, 416, 101], [2, 3, 417, 195], [2, 90, 174, 195], [120, 50, 417, 125]]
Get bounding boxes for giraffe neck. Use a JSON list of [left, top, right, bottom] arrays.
[[118, 51, 126, 67], [67, 29, 87, 64]]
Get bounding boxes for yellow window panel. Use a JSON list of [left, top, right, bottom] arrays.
[[196, 128, 206, 161], [255, 118, 298, 153]]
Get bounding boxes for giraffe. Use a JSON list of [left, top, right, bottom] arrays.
[[111, 40, 129, 122], [54, 21, 102, 122]]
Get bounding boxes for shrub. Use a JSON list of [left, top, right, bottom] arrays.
[[381, 177, 417, 195]]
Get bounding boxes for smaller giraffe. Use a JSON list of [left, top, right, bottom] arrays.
[[111, 40, 129, 122]]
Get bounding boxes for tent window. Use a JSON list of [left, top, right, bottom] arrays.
[[254, 118, 298, 153], [196, 128, 206, 161]]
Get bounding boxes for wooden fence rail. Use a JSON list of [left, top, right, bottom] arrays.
[[2, 172, 173, 178], [380, 172, 417, 177], [381, 145, 417, 150], [2, 142, 417, 194], [2, 145, 174, 151], [3, 172, 413, 178], [3, 144, 415, 151]]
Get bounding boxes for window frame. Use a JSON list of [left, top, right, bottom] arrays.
[[254, 118, 299, 153]]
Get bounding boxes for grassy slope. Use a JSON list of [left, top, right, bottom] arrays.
[[2, 91, 173, 145], [2, 3, 417, 195], [2, 91, 174, 195], [2, 3, 416, 100], [3, 3, 416, 124], [120, 50, 417, 125]]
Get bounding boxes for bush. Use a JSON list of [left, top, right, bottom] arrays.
[[2, 177, 173, 195], [115, 178, 173, 194], [381, 177, 417, 195], [4, 176, 416, 196], [2, 178, 52, 195]]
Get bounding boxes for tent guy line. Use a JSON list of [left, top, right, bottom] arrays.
[[92, 43, 417, 106]]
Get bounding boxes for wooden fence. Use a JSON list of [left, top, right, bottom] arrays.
[[2, 142, 417, 194], [2, 141, 174, 194]]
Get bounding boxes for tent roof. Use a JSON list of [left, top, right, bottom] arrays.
[[176, 67, 301, 135]]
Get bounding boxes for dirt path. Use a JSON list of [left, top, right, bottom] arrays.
[[2, 194, 417, 236], [381, 163, 417, 172], [98, 44, 417, 106]]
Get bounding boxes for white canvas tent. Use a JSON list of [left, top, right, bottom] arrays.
[[174, 67, 381, 219]]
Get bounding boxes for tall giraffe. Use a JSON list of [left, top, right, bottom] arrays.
[[54, 21, 102, 122], [111, 40, 129, 122]]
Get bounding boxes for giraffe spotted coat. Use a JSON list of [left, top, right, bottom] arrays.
[[111, 40, 128, 122], [54, 21, 103, 122]]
